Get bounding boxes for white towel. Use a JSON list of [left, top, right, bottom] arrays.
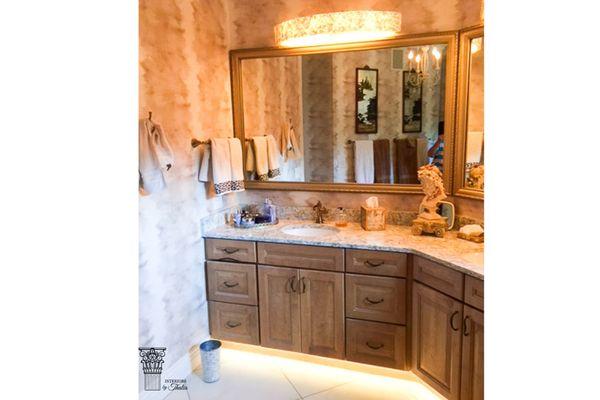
[[266, 135, 280, 178], [228, 138, 245, 192], [139, 119, 174, 194], [252, 136, 269, 181], [416, 137, 429, 167], [198, 145, 211, 182], [354, 140, 374, 184]]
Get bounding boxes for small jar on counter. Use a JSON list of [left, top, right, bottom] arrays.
[[335, 207, 348, 227]]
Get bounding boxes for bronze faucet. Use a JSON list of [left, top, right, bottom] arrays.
[[313, 201, 328, 224]]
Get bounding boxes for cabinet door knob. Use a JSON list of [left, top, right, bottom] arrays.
[[225, 321, 241, 328], [223, 281, 239, 288], [450, 310, 460, 331], [364, 297, 384, 305], [223, 248, 240, 254], [463, 316, 471, 336], [364, 260, 384, 267], [366, 341, 384, 350]]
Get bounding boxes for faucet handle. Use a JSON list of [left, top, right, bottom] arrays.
[[313, 200, 323, 210]]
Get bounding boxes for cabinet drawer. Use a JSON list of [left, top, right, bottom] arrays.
[[346, 249, 407, 277], [345, 274, 406, 324], [413, 256, 464, 300], [207, 261, 257, 305], [346, 318, 406, 369], [464, 276, 484, 311], [257, 243, 344, 272], [209, 301, 259, 345], [206, 239, 256, 263]]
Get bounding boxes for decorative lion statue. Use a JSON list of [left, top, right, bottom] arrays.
[[468, 164, 484, 190], [417, 164, 447, 216]]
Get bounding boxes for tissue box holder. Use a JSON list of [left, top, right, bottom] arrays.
[[361, 206, 386, 231]]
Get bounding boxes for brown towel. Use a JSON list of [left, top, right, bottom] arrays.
[[395, 138, 418, 184], [373, 139, 391, 183]]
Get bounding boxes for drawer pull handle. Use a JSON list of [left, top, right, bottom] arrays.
[[218, 257, 238, 262], [463, 316, 471, 337], [364, 297, 384, 305], [223, 281, 239, 288], [450, 310, 460, 331], [223, 248, 240, 254], [364, 260, 384, 267], [225, 321, 241, 328], [366, 341, 384, 350]]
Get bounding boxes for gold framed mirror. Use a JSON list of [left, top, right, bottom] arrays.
[[230, 31, 459, 194], [453, 25, 484, 199]]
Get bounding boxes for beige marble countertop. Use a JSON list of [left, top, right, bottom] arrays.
[[204, 220, 484, 279]]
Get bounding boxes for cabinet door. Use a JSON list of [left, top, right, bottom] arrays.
[[299, 270, 345, 359], [412, 283, 463, 400], [460, 305, 484, 400], [258, 266, 301, 352]]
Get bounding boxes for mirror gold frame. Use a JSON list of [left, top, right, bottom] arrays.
[[453, 24, 484, 200], [230, 31, 459, 194]]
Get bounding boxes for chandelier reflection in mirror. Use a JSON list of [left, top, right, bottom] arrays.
[[405, 46, 442, 87]]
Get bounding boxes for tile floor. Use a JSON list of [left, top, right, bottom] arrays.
[[166, 347, 444, 400]]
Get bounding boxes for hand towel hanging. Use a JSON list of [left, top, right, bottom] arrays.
[[266, 135, 281, 178], [228, 138, 245, 192], [252, 136, 269, 181], [354, 140, 374, 184], [139, 118, 174, 194]]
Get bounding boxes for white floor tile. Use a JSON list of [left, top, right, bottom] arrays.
[[187, 349, 300, 400], [304, 374, 444, 400], [165, 389, 190, 400], [277, 358, 359, 398]]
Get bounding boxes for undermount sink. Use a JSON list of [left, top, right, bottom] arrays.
[[281, 224, 340, 237]]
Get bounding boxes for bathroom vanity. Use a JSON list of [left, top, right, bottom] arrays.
[[203, 221, 483, 400]]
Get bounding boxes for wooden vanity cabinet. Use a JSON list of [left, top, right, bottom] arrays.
[[412, 283, 463, 400], [258, 265, 345, 359]]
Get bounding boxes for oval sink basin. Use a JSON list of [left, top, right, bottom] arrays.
[[281, 225, 340, 237]]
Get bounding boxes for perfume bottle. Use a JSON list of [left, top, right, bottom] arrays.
[[335, 207, 348, 227]]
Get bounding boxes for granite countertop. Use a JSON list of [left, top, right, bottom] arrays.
[[204, 220, 484, 279]]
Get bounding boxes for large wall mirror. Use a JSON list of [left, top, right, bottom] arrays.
[[454, 25, 484, 199], [230, 32, 458, 193]]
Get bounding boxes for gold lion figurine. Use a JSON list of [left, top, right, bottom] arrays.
[[412, 164, 448, 238]]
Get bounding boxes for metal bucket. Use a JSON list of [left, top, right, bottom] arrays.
[[199, 339, 221, 383]]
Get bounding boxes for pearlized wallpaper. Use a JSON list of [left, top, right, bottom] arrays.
[[139, 0, 240, 374]]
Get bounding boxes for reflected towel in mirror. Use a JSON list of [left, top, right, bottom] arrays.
[[354, 140, 374, 184]]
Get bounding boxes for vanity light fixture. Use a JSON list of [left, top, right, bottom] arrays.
[[274, 10, 401, 48]]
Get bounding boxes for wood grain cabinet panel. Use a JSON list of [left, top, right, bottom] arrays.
[[460, 305, 484, 400], [346, 318, 406, 369], [207, 261, 257, 305], [206, 239, 256, 263], [345, 274, 406, 324], [258, 265, 301, 352], [412, 283, 463, 400], [208, 301, 259, 345], [257, 243, 344, 272], [345, 249, 407, 277], [464, 276, 484, 311], [413, 256, 464, 300], [299, 270, 345, 359]]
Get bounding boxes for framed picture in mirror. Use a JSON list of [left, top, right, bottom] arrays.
[[355, 66, 378, 133], [402, 70, 423, 133]]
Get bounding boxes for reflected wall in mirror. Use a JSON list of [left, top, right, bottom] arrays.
[[454, 25, 484, 199], [240, 43, 449, 186]]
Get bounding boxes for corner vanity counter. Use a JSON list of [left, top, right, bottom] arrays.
[[203, 220, 484, 400]]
